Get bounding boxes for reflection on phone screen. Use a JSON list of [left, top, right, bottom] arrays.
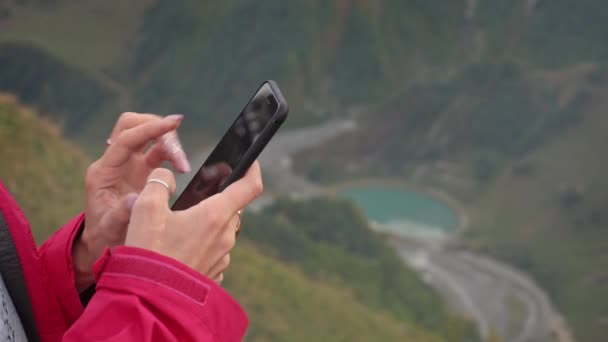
[[172, 82, 279, 210]]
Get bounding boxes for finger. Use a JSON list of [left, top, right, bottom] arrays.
[[101, 115, 183, 168], [215, 161, 263, 213], [143, 143, 167, 169], [133, 168, 176, 216], [126, 169, 176, 248], [97, 192, 138, 243], [109, 112, 163, 140], [208, 253, 231, 280], [144, 131, 191, 173], [213, 273, 224, 285]]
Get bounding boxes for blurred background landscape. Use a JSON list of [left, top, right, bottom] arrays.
[[1, 1, 607, 341]]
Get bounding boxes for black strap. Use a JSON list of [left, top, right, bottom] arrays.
[[73, 221, 96, 307], [79, 284, 96, 307], [0, 210, 40, 342]]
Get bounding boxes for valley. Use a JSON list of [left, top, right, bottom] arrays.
[[184, 119, 573, 342], [2, 1, 608, 340]]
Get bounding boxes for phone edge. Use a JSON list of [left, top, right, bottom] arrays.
[[217, 80, 289, 191], [171, 80, 289, 209]]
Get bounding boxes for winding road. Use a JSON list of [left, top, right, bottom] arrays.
[[178, 119, 573, 342], [394, 238, 572, 342]]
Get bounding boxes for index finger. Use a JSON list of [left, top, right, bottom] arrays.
[[101, 116, 182, 167], [109, 112, 162, 140], [214, 161, 263, 213]]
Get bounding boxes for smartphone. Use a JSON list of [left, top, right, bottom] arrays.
[[171, 80, 288, 211]]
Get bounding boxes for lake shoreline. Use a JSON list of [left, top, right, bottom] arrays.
[[325, 178, 470, 237]]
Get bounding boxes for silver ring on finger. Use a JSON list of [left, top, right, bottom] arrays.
[[146, 178, 171, 194]]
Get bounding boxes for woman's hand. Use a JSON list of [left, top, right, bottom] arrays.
[[74, 113, 191, 290], [125, 163, 263, 283]]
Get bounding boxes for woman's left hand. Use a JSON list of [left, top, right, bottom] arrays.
[[74, 112, 191, 290]]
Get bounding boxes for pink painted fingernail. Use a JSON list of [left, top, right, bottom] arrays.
[[176, 153, 192, 173], [161, 131, 191, 173], [175, 148, 192, 173], [165, 114, 184, 123]]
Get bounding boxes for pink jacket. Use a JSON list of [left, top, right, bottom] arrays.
[[0, 182, 248, 341]]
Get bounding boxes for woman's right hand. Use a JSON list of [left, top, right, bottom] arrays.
[[124, 162, 263, 282]]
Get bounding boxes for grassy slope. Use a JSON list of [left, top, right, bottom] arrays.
[[466, 80, 608, 342], [240, 197, 480, 341], [226, 242, 442, 342], [0, 93, 87, 241], [0, 98, 444, 341]]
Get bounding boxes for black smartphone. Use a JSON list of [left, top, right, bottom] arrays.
[[171, 80, 288, 211]]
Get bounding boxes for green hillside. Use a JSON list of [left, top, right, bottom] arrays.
[[0, 93, 87, 239], [226, 242, 444, 342], [293, 62, 608, 341], [0, 43, 114, 134], [4, 0, 607, 145], [2, 1, 608, 340], [293, 62, 591, 183], [240, 197, 478, 340], [0, 99, 465, 341], [465, 79, 608, 342]]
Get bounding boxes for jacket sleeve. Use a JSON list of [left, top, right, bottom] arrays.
[[38, 213, 87, 326], [62, 246, 248, 342]]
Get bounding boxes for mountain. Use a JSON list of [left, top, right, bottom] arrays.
[[465, 76, 608, 342], [292, 58, 608, 342], [293, 62, 594, 183], [2, 1, 608, 340], [292, 36, 608, 342], [3, 0, 605, 146], [0, 98, 477, 341]]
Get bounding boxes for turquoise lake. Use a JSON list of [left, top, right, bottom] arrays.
[[339, 186, 459, 238]]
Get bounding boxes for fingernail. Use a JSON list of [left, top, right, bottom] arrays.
[[161, 131, 191, 173], [165, 114, 184, 123], [176, 153, 192, 173], [126, 193, 138, 209]]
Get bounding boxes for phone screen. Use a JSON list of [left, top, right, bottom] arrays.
[[172, 82, 280, 210]]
